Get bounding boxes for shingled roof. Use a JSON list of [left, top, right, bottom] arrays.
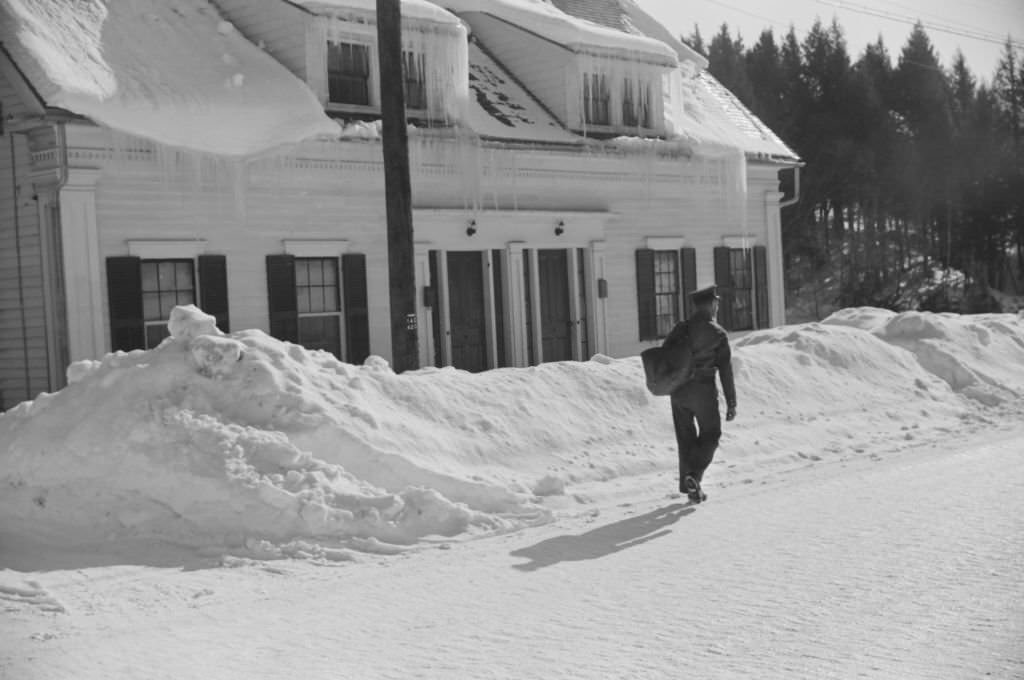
[[547, 0, 628, 32]]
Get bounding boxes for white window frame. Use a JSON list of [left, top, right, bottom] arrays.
[[324, 34, 378, 115], [621, 76, 653, 129], [127, 240, 208, 349], [402, 48, 429, 115], [284, 240, 350, 359]]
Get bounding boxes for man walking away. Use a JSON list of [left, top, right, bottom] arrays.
[[661, 285, 736, 504]]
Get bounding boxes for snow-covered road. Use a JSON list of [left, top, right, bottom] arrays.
[[3, 425, 1021, 680]]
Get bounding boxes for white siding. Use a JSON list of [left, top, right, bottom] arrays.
[[0, 70, 49, 409], [78, 126, 783, 367], [213, 0, 311, 79], [461, 12, 572, 124], [91, 159, 394, 359]]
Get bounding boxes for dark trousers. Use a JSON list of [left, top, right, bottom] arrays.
[[671, 380, 722, 486]]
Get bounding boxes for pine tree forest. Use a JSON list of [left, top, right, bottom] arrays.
[[687, 21, 1024, 319]]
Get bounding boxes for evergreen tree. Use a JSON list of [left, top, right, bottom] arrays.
[[707, 24, 755, 107], [892, 24, 954, 276], [682, 24, 706, 57], [746, 29, 785, 130]]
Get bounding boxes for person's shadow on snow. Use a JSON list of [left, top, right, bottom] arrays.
[[509, 503, 694, 572]]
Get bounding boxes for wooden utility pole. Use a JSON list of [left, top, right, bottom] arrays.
[[376, 0, 419, 371]]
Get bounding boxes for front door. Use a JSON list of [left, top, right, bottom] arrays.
[[446, 251, 487, 372], [538, 249, 572, 362]]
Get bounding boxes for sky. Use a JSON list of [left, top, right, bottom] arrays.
[[638, 0, 1024, 82]]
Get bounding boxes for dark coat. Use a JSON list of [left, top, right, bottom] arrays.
[[662, 310, 736, 408]]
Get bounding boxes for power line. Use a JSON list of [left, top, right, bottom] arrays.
[[817, 0, 1024, 50], [879, 0, 1018, 42], [698, 0, 793, 34]]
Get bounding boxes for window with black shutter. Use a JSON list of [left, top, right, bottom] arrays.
[[107, 254, 230, 351], [715, 245, 769, 332], [141, 260, 195, 348], [296, 258, 342, 357], [636, 246, 696, 341], [266, 254, 370, 364]]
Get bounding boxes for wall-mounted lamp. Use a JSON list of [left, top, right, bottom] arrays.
[[466, 219, 477, 236], [554, 219, 565, 236]]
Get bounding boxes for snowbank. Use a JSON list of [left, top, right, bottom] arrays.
[[0, 0, 339, 157], [1, 306, 1021, 561], [823, 308, 1024, 405]]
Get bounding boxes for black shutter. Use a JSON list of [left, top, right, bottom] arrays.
[[680, 247, 697, 320], [635, 248, 656, 341], [198, 254, 230, 333], [754, 245, 769, 329], [106, 256, 144, 351], [342, 253, 370, 364], [266, 254, 298, 343], [713, 246, 734, 331]]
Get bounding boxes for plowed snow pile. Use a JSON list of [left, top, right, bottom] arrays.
[[1, 306, 1021, 561]]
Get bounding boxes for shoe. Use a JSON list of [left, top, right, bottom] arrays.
[[683, 475, 707, 504]]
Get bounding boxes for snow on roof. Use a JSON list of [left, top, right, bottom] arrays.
[[545, 0, 795, 160], [436, 0, 677, 66], [657, 67, 798, 161], [549, 0, 706, 68], [466, 41, 582, 144], [292, 0, 463, 28], [0, 0, 340, 157], [692, 72, 798, 160]]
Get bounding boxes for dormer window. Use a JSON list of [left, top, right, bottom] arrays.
[[403, 50, 427, 110], [328, 41, 371, 106], [583, 73, 610, 126], [622, 79, 652, 128]]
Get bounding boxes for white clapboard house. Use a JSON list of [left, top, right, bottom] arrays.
[[0, 0, 799, 408]]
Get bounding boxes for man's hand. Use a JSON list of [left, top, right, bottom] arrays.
[[726, 406, 737, 422]]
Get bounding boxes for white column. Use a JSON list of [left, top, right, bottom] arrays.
[[505, 242, 528, 367], [764, 191, 786, 326], [527, 247, 543, 364], [567, 248, 583, 361], [589, 240, 609, 356], [58, 167, 105, 361], [482, 249, 499, 369], [414, 243, 433, 368], [436, 249, 452, 365]]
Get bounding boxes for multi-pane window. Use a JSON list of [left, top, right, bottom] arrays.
[[622, 79, 652, 128], [141, 260, 195, 348], [583, 73, 611, 126], [327, 42, 371, 106], [728, 248, 754, 331], [403, 50, 427, 110], [653, 250, 680, 338], [296, 257, 342, 358]]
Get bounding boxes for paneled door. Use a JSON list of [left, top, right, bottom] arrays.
[[538, 249, 572, 362], [446, 251, 488, 372]]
